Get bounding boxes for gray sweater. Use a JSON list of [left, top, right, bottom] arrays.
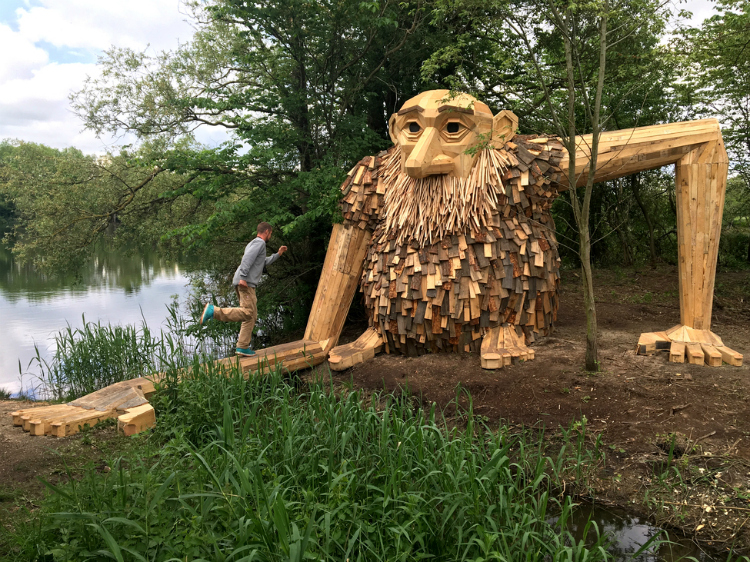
[[232, 237, 280, 287]]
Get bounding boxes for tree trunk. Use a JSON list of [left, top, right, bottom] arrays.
[[630, 173, 658, 269], [613, 215, 634, 266], [580, 223, 599, 371]]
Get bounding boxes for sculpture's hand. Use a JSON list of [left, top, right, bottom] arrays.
[[278, 245, 288, 256]]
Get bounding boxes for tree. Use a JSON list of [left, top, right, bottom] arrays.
[[0, 140, 202, 271], [19, 0, 441, 335], [678, 0, 750, 262]]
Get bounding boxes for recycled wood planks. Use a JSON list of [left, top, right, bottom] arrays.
[[10, 378, 156, 438], [343, 137, 565, 359], [329, 328, 383, 371], [637, 324, 743, 366], [221, 339, 328, 374], [9, 338, 332, 438], [480, 324, 534, 369]]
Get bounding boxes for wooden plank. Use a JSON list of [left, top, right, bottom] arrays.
[[652, 331, 672, 350], [637, 332, 657, 355], [118, 404, 156, 436], [329, 328, 383, 371], [717, 345, 743, 367], [669, 341, 685, 363], [700, 343, 723, 367], [51, 409, 118, 438], [685, 343, 704, 365], [481, 352, 503, 370]]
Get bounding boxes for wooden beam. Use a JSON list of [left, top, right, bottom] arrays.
[[562, 119, 727, 188], [304, 224, 371, 351], [669, 341, 685, 363]]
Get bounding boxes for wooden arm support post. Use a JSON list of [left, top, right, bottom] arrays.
[[563, 119, 741, 366], [304, 223, 372, 353]]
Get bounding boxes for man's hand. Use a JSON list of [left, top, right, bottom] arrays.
[[238, 279, 248, 288], [278, 245, 288, 256]]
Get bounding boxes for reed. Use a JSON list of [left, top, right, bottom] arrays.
[[27, 300, 237, 401], [29, 314, 162, 401]]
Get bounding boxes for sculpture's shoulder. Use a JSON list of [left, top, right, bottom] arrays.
[[339, 147, 396, 231], [501, 135, 566, 197]]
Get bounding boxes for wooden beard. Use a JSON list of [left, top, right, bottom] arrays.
[[339, 135, 566, 356]]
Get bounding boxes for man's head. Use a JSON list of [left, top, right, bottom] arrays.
[[388, 90, 518, 179], [257, 222, 273, 241]]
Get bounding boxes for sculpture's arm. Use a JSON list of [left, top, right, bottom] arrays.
[[562, 118, 727, 187], [556, 119, 740, 365], [560, 119, 727, 331], [303, 222, 372, 351]]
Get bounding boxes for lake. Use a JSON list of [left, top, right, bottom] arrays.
[[0, 246, 190, 396]]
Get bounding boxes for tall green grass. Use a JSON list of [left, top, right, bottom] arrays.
[[30, 314, 162, 401], [29, 301, 235, 401], [10, 357, 623, 562]]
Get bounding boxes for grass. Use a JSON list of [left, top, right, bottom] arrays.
[[3, 352, 627, 561], [29, 315, 163, 401], [27, 301, 234, 402]]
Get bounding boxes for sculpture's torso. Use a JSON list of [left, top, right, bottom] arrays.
[[340, 137, 566, 355]]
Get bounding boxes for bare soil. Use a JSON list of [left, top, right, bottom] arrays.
[[1, 264, 749, 555], [0, 401, 133, 550], [325, 264, 750, 554]]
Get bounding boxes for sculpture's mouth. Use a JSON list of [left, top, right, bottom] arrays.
[[380, 146, 507, 246]]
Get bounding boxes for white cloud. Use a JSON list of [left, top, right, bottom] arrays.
[[0, 22, 48, 82], [16, 0, 194, 53], [0, 0, 200, 153]]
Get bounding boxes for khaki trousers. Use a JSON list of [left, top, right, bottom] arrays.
[[213, 285, 257, 349]]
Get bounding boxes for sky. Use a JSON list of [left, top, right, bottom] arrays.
[[0, 0, 718, 155]]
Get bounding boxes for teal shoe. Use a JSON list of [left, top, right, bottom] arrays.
[[200, 303, 214, 326], [236, 347, 256, 357]]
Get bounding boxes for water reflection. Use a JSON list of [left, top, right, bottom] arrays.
[[0, 246, 184, 301], [0, 246, 189, 395], [569, 503, 717, 561]]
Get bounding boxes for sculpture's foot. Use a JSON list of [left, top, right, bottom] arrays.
[[637, 325, 743, 366], [328, 328, 384, 371], [9, 378, 156, 437], [481, 325, 534, 369]]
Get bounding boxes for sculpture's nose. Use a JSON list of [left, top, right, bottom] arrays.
[[405, 127, 454, 178]]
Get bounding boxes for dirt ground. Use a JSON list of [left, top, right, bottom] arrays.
[[1, 264, 749, 556], [323, 264, 750, 554]]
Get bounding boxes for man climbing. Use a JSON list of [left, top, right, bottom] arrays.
[[200, 222, 287, 356]]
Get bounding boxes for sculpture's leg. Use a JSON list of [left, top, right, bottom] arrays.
[[480, 325, 534, 369], [328, 328, 384, 371], [636, 141, 742, 366]]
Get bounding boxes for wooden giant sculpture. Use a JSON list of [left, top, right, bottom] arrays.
[[9, 89, 742, 438]]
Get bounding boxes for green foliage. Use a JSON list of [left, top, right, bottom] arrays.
[[0, 140, 198, 272], [49, 0, 452, 336], [12, 362, 614, 561], [28, 300, 237, 402], [32, 315, 165, 402]]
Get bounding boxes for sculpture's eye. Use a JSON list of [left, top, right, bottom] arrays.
[[446, 122, 461, 134], [408, 122, 421, 133]]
